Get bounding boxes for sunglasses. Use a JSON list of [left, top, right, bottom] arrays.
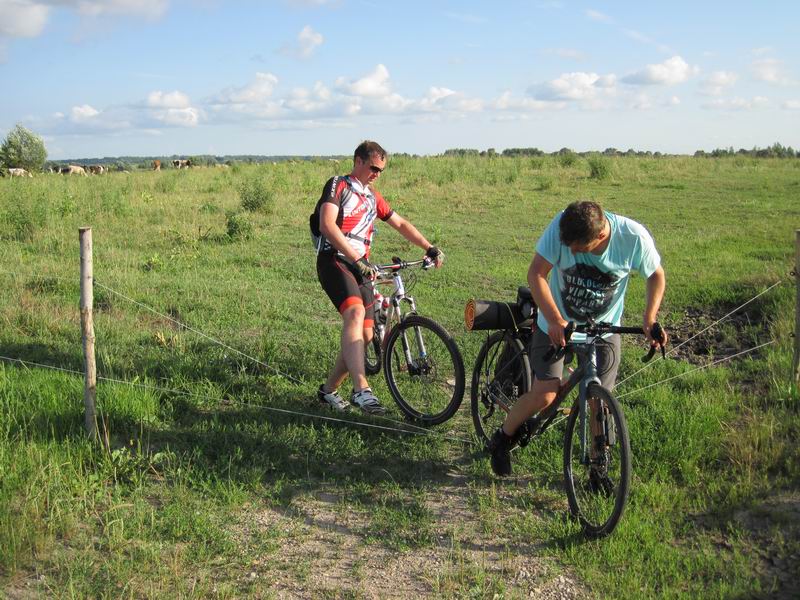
[[368, 164, 384, 174]]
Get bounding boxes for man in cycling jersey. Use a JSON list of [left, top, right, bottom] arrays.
[[312, 140, 443, 414], [488, 200, 667, 475]]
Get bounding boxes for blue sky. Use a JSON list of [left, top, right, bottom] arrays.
[[1, 0, 798, 159]]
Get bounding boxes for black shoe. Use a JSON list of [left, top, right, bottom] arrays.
[[486, 427, 513, 476]]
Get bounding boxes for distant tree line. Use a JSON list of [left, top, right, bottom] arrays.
[[694, 142, 798, 159], [443, 143, 798, 159]]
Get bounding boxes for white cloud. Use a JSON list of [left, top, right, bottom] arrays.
[[534, 72, 617, 101], [336, 64, 392, 98], [297, 25, 322, 58], [70, 104, 99, 122], [0, 1, 50, 37], [67, 0, 169, 19], [417, 87, 483, 113], [623, 56, 699, 85], [146, 90, 190, 109], [213, 72, 280, 105], [152, 106, 201, 127], [281, 25, 323, 59], [0, 0, 168, 40], [782, 100, 800, 110], [492, 91, 564, 112], [144, 90, 201, 126], [702, 96, 769, 111], [585, 9, 612, 23], [700, 71, 738, 96], [751, 58, 794, 85]]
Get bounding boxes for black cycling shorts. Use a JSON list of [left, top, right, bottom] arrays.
[[316, 253, 375, 327]]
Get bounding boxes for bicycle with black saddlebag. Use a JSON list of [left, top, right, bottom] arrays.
[[466, 290, 666, 537]]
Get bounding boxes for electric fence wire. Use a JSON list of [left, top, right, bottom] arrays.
[[0, 267, 789, 438], [0, 354, 473, 446], [615, 278, 785, 389]]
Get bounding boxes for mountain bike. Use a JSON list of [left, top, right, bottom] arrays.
[[471, 311, 665, 537], [364, 256, 465, 425]]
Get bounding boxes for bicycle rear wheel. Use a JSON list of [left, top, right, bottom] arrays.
[[383, 315, 465, 425], [563, 384, 631, 538], [470, 330, 532, 444]]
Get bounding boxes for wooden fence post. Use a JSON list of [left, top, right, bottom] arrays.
[[794, 229, 800, 386], [79, 227, 98, 440]]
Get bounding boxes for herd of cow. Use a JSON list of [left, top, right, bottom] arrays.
[[2, 159, 199, 178]]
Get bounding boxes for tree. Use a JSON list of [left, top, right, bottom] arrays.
[[0, 124, 47, 172]]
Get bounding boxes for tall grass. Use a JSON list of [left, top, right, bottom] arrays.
[[0, 157, 798, 596]]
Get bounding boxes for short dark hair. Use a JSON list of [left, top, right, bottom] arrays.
[[559, 200, 606, 246], [354, 140, 387, 162]]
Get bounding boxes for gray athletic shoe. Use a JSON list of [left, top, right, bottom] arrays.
[[350, 388, 386, 415], [317, 385, 349, 411]]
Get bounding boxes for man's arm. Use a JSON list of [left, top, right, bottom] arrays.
[[384, 213, 442, 266], [529, 253, 568, 347], [643, 265, 667, 345], [319, 202, 361, 263]]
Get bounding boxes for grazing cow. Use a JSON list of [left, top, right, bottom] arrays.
[[172, 159, 191, 169], [8, 168, 33, 178], [152, 160, 161, 171], [87, 164, 105, 175], [63, 165, 88, 176]]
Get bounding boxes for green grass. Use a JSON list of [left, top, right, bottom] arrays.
[[1, 156, 798, 597]]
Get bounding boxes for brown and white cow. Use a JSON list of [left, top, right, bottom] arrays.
[[152, 160, 161, 171], [87, 164, 105, 175], [62, 165, 88, 176], [8, 168, 33, 178], [172, 159, 191, 169]]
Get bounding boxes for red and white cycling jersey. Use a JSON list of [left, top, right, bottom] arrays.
[[312, 175, 393, 259]]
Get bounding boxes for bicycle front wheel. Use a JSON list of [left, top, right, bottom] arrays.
[[383, 315, 465, 425], [563, 384, 631, 538], [471, 330, 532, 444]]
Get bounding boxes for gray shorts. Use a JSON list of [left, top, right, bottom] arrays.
[[529, 325, 621, 391]]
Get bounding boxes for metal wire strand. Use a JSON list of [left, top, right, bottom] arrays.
[[0, 354, 473, 445], [616, 279, 784, 389]]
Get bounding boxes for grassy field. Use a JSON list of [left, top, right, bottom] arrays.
[[1, 155, 798, 598]]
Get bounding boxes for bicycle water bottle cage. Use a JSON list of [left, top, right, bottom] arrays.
[[642, 322, 667, 363]]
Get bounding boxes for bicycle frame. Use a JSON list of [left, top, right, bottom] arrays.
[[370, 259, 428, 352]]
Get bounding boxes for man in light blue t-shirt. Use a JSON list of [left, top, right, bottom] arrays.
[[488, 200, 667, 476]]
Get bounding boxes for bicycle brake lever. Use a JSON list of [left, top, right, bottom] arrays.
[[542, 321, 574, 361], [641, 322, 666, 363]]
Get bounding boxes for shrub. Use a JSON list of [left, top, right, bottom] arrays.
[[587, 155, 612, 180], [0, 124, 47, 172], [537, 175, 554, 191], [226, 212, 252, 240], [558, 151, 579, 168], [239, 176, 275, 212]]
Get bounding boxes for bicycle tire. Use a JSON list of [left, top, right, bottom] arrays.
[[470, 330, 532, 444], [382, 315, 465, 425], [364, 334, 382, 375], [563, 384, 631, 538]]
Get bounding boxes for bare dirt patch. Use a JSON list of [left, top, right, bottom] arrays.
[[229, 478, 590, 599]]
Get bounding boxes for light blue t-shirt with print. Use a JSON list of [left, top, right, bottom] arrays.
[[535, 211, 660, 334]]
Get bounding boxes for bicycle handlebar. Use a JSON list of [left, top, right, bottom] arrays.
[[373, 256, 434, 274], [542, 320, 666, 362]]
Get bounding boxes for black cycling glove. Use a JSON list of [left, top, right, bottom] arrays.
[[354, 256, 375, 279], [425, 246, 443, 261]]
